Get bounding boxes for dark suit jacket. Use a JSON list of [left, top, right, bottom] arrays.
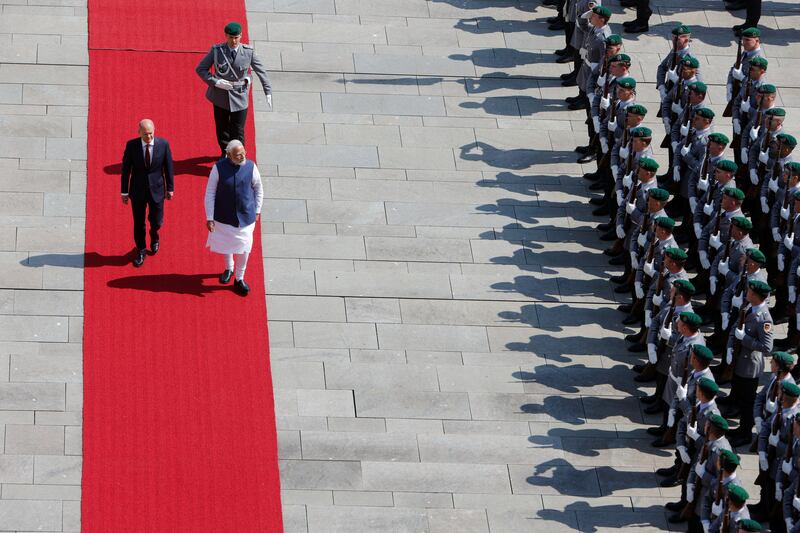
[[121, 137, 174, 203]]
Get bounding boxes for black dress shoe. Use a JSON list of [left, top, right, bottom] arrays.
[[634, 371, 656, 383], [568, 99, 588, 111], [622, 315, 640, 326], [633, 364, 646, 373], [599, 230, 616, 241], [597, 222, 612, 232], [646, 425, 666, 436], [150, 241, 159, 254], [729, 432, 752, 448], [665, 501, 686, 512], [614, 284, 632, 294], [624, 332, 641, 343], [644, 403, 664, 415], [604, 247, 622, 258], [233, 278, 250, 296], [640, 394, 657, 405], [548, 20, 566, 31], [554, 47, 572, 56], [542, 0, 559, 5], [590, 197, 605, 206], [668, 513, 687, 524], [560, 72, 574, 81], [583, 172, 599, 181], [656, 464, 679, 477], [577, 152, 597, 164], [133, 250, 145, 267], [608, 253, 624, 265], [659, 476, 680, 488], [620, 0, 637, 6], [219, 269, 233, 284], [561, 77, 578, 87], [565, 95, 581, 104], [617, 303, 632, 313], [575, 145, 591, 154], [652, 438, 673, 448], [628, 342, 646, 352], [588, 181, 605, 191], [546, 16, 561, 23], [624, 21, 649, 33]]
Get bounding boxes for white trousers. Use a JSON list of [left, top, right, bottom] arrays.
[[224, 252, 250, 281]]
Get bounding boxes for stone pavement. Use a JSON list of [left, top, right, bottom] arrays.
[[248, 0, 800, 532]]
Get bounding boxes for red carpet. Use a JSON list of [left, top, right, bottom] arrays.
[[84, 3, 282, 532]]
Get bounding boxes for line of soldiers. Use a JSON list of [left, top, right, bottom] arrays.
[[550, 6, 800, 532]]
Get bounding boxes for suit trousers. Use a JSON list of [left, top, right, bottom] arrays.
[[746, 0, 761, 26], [635, 0, 651, 22], [213, 104, 248, 155], [731, 373, 759, 435], [131, 188, 163, 251]]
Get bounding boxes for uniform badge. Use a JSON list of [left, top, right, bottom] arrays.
[[764, 323, 771, 333]]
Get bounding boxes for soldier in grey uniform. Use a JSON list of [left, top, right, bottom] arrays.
[[657, 25, 693, 102], [780, 189, 800, 352], [693, 153, 735, 242], [196, 22, 272, 156], [574, 5, 611, 107], [704, 452, 747, 532], [747, 352, 797, 448], [727, 27, 765, 108], [698, 188, 745, 272], [740, 85, 776, 164], [781, 411, 800, 531]]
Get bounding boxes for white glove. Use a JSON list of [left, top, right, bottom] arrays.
[[703, 202, 713, 216], [678, 445, 691, 463], [732, 66, 745, 81], [616, 224, 625, 239], [774, 227, 782, 242], [611, 164, 620, 180], [672, 102, 683, 115], [659, 85, 667, 100], [652, 293, 663, 307], [600, 96, 610, 110], [645, 309, 652, 327], [681, 145, 690, 157], [759, 150, 769, 164], [741, 147, 749, 163], [782, 206, 791, 220], [690, 197, 698, 212], [741, 100, 751, 114], [616, 189, 624, 206], [735, 326, 745, 340], [673, 166, 681, 182], [769, 178, 779, 193], [694, 222, 702, 238], [672, 141, 679, 152], [722, 312, 729, 330], [266, 94, 273, 108], [710, 232, 722, 250], [726, 347, 733, 365], [790, 286, 796, 304], [667, 68, 679, 83], [699, 251, 710, 270], [787, 519, 794, 533], [775, 482, 783, 501], [759, 451, 769, 471], [626, 201, 635, 214], [750, 168, 759, 185], [779, 253, 786, 272], [681, 123, 690, 137], [732, 293, 743, 309], [660, 324, 672, 341], [767, 399, 777, 414], [214, 79, 233, 90], [635, 281, 644, 300], [667, 408, 676, 427], [785, 234, 795, 250], [648, 343, 658, 364], [733, 118, 742, 135], [676, 384, 687, 401], [755, 416, 763, 433], [797, 264, 800, 277], [695, 460, 706, 478], [687, 483, 695, 503], [710, 276, 718, 295], [769, 431, 780, 447], [597, 74, 606, 87], [698, 177, 709, 192], [623, 172, 633, 189], [711, 500, 723, 517], [761, 197, 770, 214], [663, 118, 672, 131], [609, 119, 617, 133], [794, 495, 800, 512], [719, 259, 730, 275], [783, 459, 793, 475], [600, 137, 609, 154], [619, 146, 629, 159], [593, 116, 600, 132], [637, 232, 647, 247], [630, 251, 639, 269], [750, 126, 760, 141], [687, 423, 700, 441], [643, 260, 655, 277]]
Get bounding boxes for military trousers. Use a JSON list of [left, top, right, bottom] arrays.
[[213, 105, 248, 155]]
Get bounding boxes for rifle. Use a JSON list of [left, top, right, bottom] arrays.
[[740, 74, 754, 127], [700, 148, 715, 225], [780, 179, 795, 237], [713, 466, 725, 520], [677, 400, 698, 482], [622, 152, 640, 234], [721, 493, 731, 533], [753, 137, 784, 203], [657, 36, 680, 118], [597, 100, 621, 169], [721, 302, 750, 383], [681, 439, 709, 519], [589, 54, 613, 147], [652, 266, 669, 314], [723, 36, 743, 118], [656, 294, 677, 361], [772, 422, 796, 519], [756, 387, 783, 486], [708, 206, 727, 261], [636, 211, 653, 257]]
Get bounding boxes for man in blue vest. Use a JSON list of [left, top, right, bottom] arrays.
[[204, 140, 264, 296]]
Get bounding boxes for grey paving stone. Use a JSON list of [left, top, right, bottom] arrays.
[[269, 21, 387, 43], [334, 0, 429, 17], [297, 389, 356, 417], [325, 363, 439, 391], [264, 234, 366, 259], [399, 299, 538, 328], [323, 93, 445, 117], [0, 499, 62, 531], [301, 430, 419, 461], [307, 505, 428, 533], [366, 236, 472, 262], [267, 295, 346, 322], [394, 491, 454, 509], [33, 455, 81, 485], [355, 390, 470, 420], [427, 509, 490, 533], [271, 362, 326, 389], [259, 142, 378, 168], [344, 297, 400, 323], [307, 200, 386, 225], [293, 321, 377, 349], [279, 459, 362, 490], [316, 270, 452, 299], [5, 425, 64, 455], [377, 324, 489, 352], [362, 461, 511, 493], [355, 53, 477, 77]]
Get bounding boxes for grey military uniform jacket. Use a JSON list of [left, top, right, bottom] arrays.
[[726, 303, 774, 379], [661, 74, 702, 123], [711, 234, 752, 284], [649, 302, 692, 375], [782, 438, 800, 522], [677, 394, 716, 452], [710, 506, 750, 533], [732, 76, 767, 126], [757, 402, 800, 481], [741, 103, 774, 156], [645, 268, 688, 315], [727, 46, 765, 100], [635, 234, 678, 287], [616, 176, 656, 230], [578, 24, 611, 91], [687, 435, 732, 517], [663, 333, 706, 406], [699, 208, 744, 256], [704, 474, 744, 528], [196, 43, 272, 112], [693, 170, 731, 229], [748, 125, 783, 176], [754, 374, 796, 426], [722, 268, 768, 316], [677, 127, 712, 199], [626, 207, 666, 254], [657, 45, 691, 90], [771, 185, 799, 239]]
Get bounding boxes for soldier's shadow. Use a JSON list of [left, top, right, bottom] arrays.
[[103, 156, 218, 177]]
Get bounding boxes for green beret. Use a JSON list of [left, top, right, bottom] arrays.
[[777, 133, 798, 148], [681, 55, 700, 69], [649, 187, 669, 201], [224, 21, 242, 36], [593, 5, 612, 19], [723, 187, 745, 201], [731, 216, 752, 231], [759, 83, 777, 94], [783, 381, 800, 397], [697, 376, 718, 393], [773, 351, 797, 370], [766, 107, 786, 117], [606, 34, 623, 46], [617, 77, 636, 89], [689, 81, 708, 94], [750, 56, 768, 69], [737, 518, 761, 532], [716, 159, 737, 173], [610, 53, 631, 63], [709, 133, 730, 146], [695, 107, 715, 120], [692, 345, 714, 362], [741, 27, 761, 38], [708, 413, 729, 432], [679, 311, 702, 327], [727, 484, 748, 505], [665, 247, 687, 261], [719, 449, 740, 468], [748, 279, 772, 297], [631, 126, 652, 138], [786, 162, 800, 175], [672, 24, 692, 36], [746, 247, 766, 264], [627, 104, 648, 116], [794, 189, 800, 201], [639, 157, 658, 171], [673, 278, 696, 296]]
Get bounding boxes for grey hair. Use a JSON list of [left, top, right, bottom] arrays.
[[138, 118, 154, 131], [226, 139, 244, 153]]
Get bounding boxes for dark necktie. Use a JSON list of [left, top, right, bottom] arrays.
[[145, 144, 151, 168], [231, 48, 237, 62]]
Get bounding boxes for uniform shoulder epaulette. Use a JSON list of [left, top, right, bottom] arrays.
[[242, 43, 253, 49]]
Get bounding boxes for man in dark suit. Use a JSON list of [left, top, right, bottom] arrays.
[[121, 119, 174, 267]]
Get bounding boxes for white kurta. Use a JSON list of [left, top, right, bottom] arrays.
[[204, 160, 263, 255]]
